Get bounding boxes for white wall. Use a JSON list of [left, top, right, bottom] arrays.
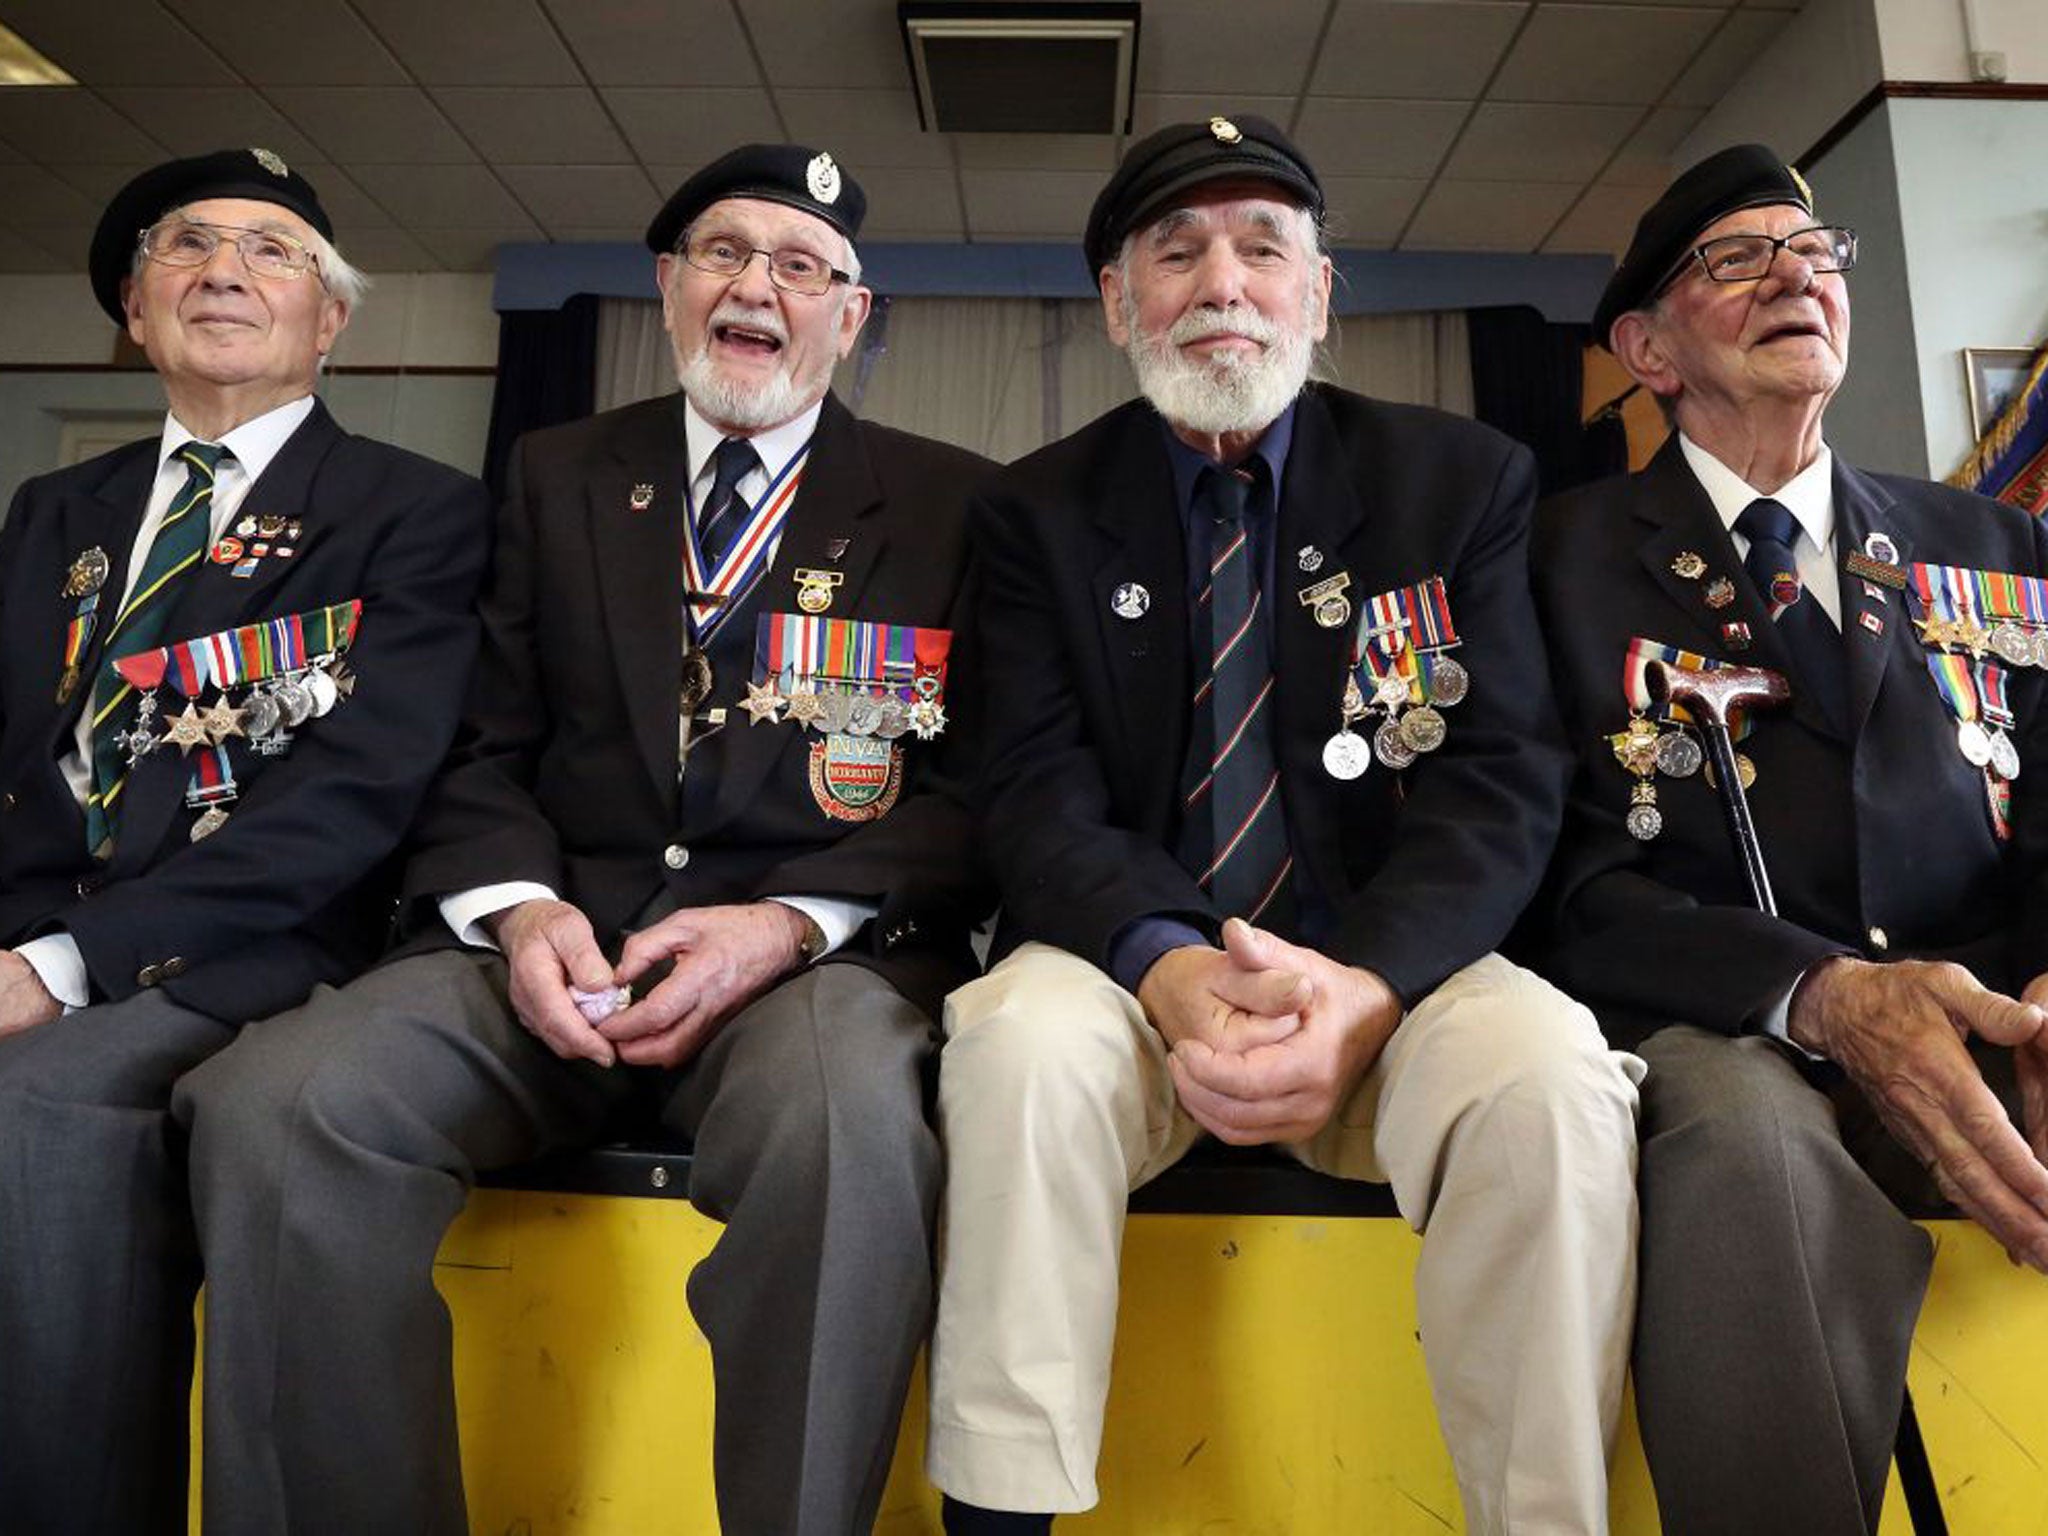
[[1876, 0, 2048, 84]]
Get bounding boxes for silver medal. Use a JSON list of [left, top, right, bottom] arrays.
[[1956, 718, 1994, 768], [276, 677, 314, 728], [1625, 801, 1663, 841], [1989, 727, 2022, 781], [1373, 717, 1418, 769], [306, 668, 340, 718], [875, 698, 911, 740], [1991, 622, 2034, 668], [1400, 704, 1447, 753], [817, 689, 855, 735], [1372, 674, 1410, 710], [1654, 731, 1703, 778], [1426, 656, 1468, 707], [189, 805, 231, 842], [1322, 730, 1371, 780], [846, 693, 884, 737], [240, 691, 281, 740]]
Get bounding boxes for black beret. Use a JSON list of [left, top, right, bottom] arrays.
[[645, 143, 866, 256], [1593, 142, 1815, 347], [1084, 113, 1323, 274], [90, 148, 334, 325]]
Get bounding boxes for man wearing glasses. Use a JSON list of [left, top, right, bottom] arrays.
[[0, 150, 488, 1532], [177, 143, 992, 1535], [1533, 142, 2048, 1534]]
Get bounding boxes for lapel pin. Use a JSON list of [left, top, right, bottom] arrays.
[[628, 482, 654, 512], [1111, 582, 1150, 620], [1297, 572, 1352, 629], [1860, 611, 1885, 636], [1705, 576, 1736, 609], [1671, 551, 1707, 580], [1845, 550, 1907, 590], [63, 546, 110, 598], [825, 536, 851, 562], [1721, 620, 1752, 651], [1863, 531, 1900, 565], [1297, 544, 1324, 574], [1861, 580, 1886, 602]]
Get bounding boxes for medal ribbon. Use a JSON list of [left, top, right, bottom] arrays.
[[755, 613, 953, 698], [1621, 636, 1762, 740], [1355, 576, 1459, 662], [682, 440, 812, 643], [61, 594, 101, 680], [1980, 661, 2015, 729], [1922, 651, 1982, 724]]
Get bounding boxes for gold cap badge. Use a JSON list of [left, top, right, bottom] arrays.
[[1209, 116, 1241, 145]]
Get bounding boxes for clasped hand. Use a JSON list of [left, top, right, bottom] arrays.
[[492, 898, 809, 1071], [1136, 918, 1401, 1146]]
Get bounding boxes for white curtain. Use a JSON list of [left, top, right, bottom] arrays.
[[593, 294, 1474, 457]]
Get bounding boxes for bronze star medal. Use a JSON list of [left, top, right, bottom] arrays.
[[162, 701, 213, 754], [740, 680, 787, 725], [201, 698, 247, 744], [784, 689, 825, 728]]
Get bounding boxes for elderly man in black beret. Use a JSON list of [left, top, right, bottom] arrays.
[[175, 144, 993, 1534], [924, 114, 1644, 1535], [0, 150, 488, 1532], [1531, 142, 2048, 1534]]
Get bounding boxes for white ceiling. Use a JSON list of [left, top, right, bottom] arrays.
[[0, 0, 1801, 273]]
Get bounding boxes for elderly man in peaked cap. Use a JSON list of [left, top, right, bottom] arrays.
[[1531, 142, 2048, 1534], [176, 143, 994, 1534], [0, 149, 488, 1533], [924, 114, 1644, 1535]]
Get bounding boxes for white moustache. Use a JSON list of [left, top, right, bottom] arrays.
[[1167, 308, 1283, 348], [710, 304, 789, 344]]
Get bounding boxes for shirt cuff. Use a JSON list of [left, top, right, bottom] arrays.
[[1109, 916, 1211, 997], [15, 934, 89, 1013], [765, 895, 876, 959], [440, 882, 561, 951]]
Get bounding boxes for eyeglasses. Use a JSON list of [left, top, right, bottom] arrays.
[[1672, 224, 1858, 289], [139, 220, 322, 281], [679, 230, 851, 296]]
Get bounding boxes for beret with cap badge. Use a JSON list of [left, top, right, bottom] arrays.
[[645, 143, 867, 256]]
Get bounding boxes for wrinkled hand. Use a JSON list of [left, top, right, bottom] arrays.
[[2017, 973, 2048, 1169], [0, 950, 62, 1040], [1792, 957, 2048, 1270], [1135, 933, 1307, 1059], [1167, 919, 1402, 1146], [600, 902, 810, 1070], [489, 898, 619, 1067]]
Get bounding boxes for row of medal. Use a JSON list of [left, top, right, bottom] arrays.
[[1608, 711, 1717, 842], [121, 654, 355, 764], [1907, 562, 2035, 788], [740, 673, 946, 740], [1322, 651, 1468, 780]]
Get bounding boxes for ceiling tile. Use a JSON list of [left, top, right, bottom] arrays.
[[0, 0, 239, 86], [1601, 104, 1706, 187], [0, 226, 69, 270], [1294, 98, 1471, 179], [0, 89, 170, 163], [954, 134, 1113, 173], [741, 0, 905, 89], [1543, 181, 1650, 253], [777, 89, 953, 170], [1312, 1, 1528, 100], [432, 88, 632, 164], [297, 164, 399, 231], [1139, 0, 1325, 95], [345, 163, 530, 226], [1130, 94, 1295, 138], [409, 227, 544, 270], [268, 87, 475, 163], [0, 162, 99, 223], [162, 0, 407, 85], [1441, 101, 1639, 181], [1490, 4, 1720, 105], [333, 225, 441, 272], [97, 87, 326, 162], [1320, 176, 1430, 248], [496, 164, 661, 234], [855, 167, 965, 239], [960, 169, 1100, 241], [349, 0, 581, 85], [544, 0, 758, 87], [45, 162, 153, 207], [1663, 9, 1794, 108], [1401, 178, 1579, 251], [602, 88, 783, 165]]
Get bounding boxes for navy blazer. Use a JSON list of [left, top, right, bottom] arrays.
[[970, 382, 1573, 1006], [0, 400, 489, 1019], [1532, 436, 2048, 1047]]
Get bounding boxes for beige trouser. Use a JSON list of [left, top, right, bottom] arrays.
[[926, 944, 1645, 1534]]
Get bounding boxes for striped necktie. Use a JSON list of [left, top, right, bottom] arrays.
[[1179, 462, 1296, 929], [84, 440, 230, 856], [1735, 495, 1846, 732], [697, 437, 761, 570]]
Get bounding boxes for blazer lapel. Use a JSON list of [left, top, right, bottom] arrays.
[[1832, 459, 1911, 742], [52, 441, 155, 736], [590, 394, 695, 807], [1271, 393, 1370, 904], [701, 394, 886, 836], [1088, 417, 1190, 822]]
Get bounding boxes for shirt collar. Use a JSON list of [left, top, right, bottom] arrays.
[[159, 394, 316, 483], [1161, 400, 1298, 519], [681, 393, 824, 488], [1678, 431, 1835, 555]]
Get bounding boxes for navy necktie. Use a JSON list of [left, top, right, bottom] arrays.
[[697, 437, 761, 570], [1178, 463, 1296, 930], [1735, 496, 1847, 732]]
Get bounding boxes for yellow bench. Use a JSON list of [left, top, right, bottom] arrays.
[[422, 1164, 2048, 1535]]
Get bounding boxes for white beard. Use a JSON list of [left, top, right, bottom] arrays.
[[1124, 303, 1314, 436], [673, 301, 835, 431]]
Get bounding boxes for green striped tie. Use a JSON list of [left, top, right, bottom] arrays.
[[84, 440, 230, 857]]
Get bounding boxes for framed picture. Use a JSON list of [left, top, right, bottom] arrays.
[[1964, 346, 2041, 440]]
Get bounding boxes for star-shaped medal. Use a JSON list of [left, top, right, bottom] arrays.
[[783, 688, 825, 727], [1913, 615, 1955, 648], [201, 698, 246, 744], [162, 701, 213, 754], [740, 680, 786, 725]]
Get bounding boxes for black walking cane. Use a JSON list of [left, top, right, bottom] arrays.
[[1646, 659, 1949, 1536]]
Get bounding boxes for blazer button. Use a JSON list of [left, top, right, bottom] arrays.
[[663, 844, 689, 871], [136, 963, 162, 988], [162, 956, 188, 978], [1867, 926, 1888, 952], [75, 874, 102, 900], [2, 791, 15, 811]]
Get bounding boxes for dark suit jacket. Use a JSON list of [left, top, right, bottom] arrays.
[[0, 399, 489, 1020], [398, 390, 995, 1022], [971, 383, 1572, 1005], [1532, 436, 2048, 1048]]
